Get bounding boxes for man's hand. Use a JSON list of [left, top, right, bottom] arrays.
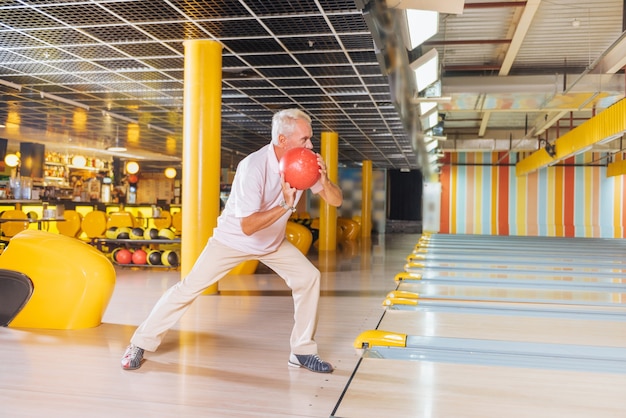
[[281, 173, 297, 207], [316, 153, 343, 207]]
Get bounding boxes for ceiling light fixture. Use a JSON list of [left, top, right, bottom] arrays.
[[406, 9, 438, 49], [164, 167, 177, 179], [4, 153, 20, 168], [418, 101, 437, 116], [71, 155, 87, 167], [389, 0, 464, 14], [40, 91, 89, 110], [412, 96, 451, 104], [125, 161, 139, 174], [107, 125, 127, 152], [410, 48, 439, 93], [424, 137, 439, 152], [427, 153, 440, 164], [420, 108, 439, 131]]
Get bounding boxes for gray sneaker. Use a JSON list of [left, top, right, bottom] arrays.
[[288, 353, 334, 373], [121, 344, 144, 370]]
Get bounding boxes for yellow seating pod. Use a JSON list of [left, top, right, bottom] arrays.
[[337, 217, 360, 241], [81, 210, 108, 239], [154, 210, 172, 229], [285, 221, 313, 255], [1, 209, 30, 239], [1, 230, 116, 329], [228, 260, 259, 275], [171, 211, 182, 235], [107, 211, 137, 229], [56, 209, 82, 238]]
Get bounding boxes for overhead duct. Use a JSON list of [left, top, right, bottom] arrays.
[[607, 156, 626, 177], [516, 98, 626, 176]]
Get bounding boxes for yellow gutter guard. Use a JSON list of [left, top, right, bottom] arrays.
[[353, 330, 408, 348], [394, 271, 422, 281]]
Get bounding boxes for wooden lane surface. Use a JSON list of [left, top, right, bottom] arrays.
[[333, 234, 626, 417], [377, 309, 626, 348], [333, 358, 626, 418], [397, 281, 626, 307], [334, 301, 626, 417]]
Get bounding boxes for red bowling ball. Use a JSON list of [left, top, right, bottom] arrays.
[[131, 249, 147, 265], [115, 248, 132, 264], [279, 148, 320, 190]]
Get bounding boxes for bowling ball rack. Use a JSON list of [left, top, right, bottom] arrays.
[[90, 237, 181, 269]]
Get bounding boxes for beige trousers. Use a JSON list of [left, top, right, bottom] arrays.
[[131, 238, 320, 355]]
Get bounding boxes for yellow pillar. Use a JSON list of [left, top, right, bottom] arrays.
[[181, 40, 222, 294], [318, 132, 339, 251], [361, 160, 372, 238]]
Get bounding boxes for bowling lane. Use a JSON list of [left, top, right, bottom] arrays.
[[375, 309, 626, 348], [333, 234, 626, 417], [332, 358, 626, 418], [396, 281, 626, 307]]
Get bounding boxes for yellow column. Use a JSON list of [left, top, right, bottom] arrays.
[[318, 131, 338, 251], [361, 160, 372, 238], [181, 40, 222, 294]]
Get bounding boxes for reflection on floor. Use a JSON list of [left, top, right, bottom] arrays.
[[0, 234, 410, 417], [2, 233, 625, 418], [334, 234, 626, 418]]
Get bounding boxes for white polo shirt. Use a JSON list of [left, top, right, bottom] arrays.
[[213, 144, 323, 255]]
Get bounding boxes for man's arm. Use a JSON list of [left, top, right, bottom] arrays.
[[317, 179, 342, 207], [240, 173, 297, 236], [240, 205, 292, 236], [316, 154, 343, 207]]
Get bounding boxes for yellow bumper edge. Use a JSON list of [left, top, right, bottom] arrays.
[[406, 253, 426, 262], [394, 271, 422, 281], [353, 330, 408, 349], [382, 297, 419, 307], [385, 290, 419, 300]]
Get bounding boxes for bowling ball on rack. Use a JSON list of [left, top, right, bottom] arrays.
[[114, 248, 132, 264], [278, 148, 320, 190], [130, 227, 145, 240], [147, 250, 162, 265], [105, 227, 118, 239], [161, 250, 179, 267], [158, 228, 175, 240], [131, 249, 147, 265], [144, 228, 159, 240], [116, 227, 131, 239], [111, 247, 121, 262]]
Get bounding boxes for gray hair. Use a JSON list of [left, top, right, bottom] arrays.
[[271, 108, 311, 145]]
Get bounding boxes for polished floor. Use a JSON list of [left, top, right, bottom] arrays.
[[1, 233, 625, 418], [0, 234, 403, 418]]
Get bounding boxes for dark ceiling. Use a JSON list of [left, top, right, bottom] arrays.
[[0, 0, 624, 173]]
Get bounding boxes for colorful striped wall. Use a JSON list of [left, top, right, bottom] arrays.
[[440, 152, 626, 238]]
